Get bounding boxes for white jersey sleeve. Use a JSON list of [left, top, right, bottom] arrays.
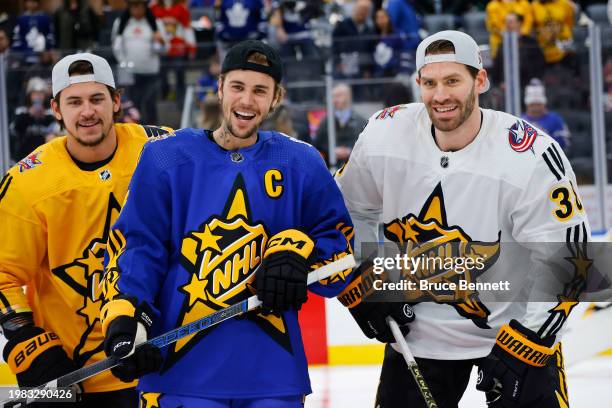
[[510, 139, 591, 338]]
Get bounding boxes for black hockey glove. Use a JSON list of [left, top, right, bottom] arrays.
[[2, 313, 77, 388], [255, 229, 315, 314], [101, 296, 162, 382], [476, 319, 560, 407], [337, 261, 415, 343]]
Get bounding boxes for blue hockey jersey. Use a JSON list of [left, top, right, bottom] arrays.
[[216, 0, 266, 42], [104, 129, 354, 398], [12, 12, 55, 62]]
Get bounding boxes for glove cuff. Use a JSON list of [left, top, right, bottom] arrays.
[[496, 320, 555, 367], [5, 328, 63, 374], [101, 296, 155, 337], [264, 229, 315, 261], [337, 261, 376, 308]]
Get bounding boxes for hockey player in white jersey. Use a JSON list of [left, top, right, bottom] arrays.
[[335, 30, 591, 407]]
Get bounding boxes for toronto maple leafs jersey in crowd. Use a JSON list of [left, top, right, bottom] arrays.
[[336, 103, 591, 360], [104, 129, 354, 397], [216, 0, 266, 42]]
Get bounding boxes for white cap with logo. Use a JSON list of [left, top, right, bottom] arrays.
[[416, 30, 490, 93], [52, 53, 115, 98], [524, 80, 547, 105]]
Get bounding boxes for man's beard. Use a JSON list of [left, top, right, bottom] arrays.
[[225, 121, 259, 140], [428, 86, 476, 132], [220, 98, 266, 140], [73, 128, 107, 147]]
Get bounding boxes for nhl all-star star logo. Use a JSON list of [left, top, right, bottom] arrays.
[[52, 193, 121, 366], [164, 174, 293, 371], [384, 183, 500, 329]]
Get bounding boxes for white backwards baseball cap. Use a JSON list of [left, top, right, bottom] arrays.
[[524, 82, 547, 105], [416, 30, 490, 93], [52, 53, 115, 98]]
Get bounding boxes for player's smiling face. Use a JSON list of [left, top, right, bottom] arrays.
[[52, 81, 120, 147], [218, 69, 277, 140], [418, 61, 484, 132]]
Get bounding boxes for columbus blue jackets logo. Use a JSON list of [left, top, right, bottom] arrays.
[[384, 183, 500, 329], [17, 151, 43, 173], [508, 120, 538, 153], [164, 174, 293, 370]]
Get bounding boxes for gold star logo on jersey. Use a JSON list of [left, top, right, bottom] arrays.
[[163, 174, 292, 371], [384, 183, 500, 329], [52, 193, 121, 366]]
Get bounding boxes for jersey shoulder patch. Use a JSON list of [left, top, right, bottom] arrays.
[[507, 119, 539, 153], [141, 125, 175, 141]]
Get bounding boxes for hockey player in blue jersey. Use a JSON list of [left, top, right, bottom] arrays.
[[99, 40, 358, 407]]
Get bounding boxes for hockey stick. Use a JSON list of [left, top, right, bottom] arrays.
[[387, 317, 438, 408], [1, 255, 355, 408]]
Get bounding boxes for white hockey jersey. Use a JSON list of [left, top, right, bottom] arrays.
[[336, 103, 591, 359]]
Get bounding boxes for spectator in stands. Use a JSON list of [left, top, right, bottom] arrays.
[[372, 8, 402, 78], [406, 0, 488, 15], [54, 0, 101, 51], [268, 0, 321, 60], [385, 0, 421, 56], [120, 99, 142, 123], [521, 79, 571, 151], [190, 0, 215, 5], [12, 0, 55, 64], [485, 0, 533, 59], [112, 0, 166, 124], [315, 83, 367, 166], [9, 77, 58, 162], [531, 0, 575, 65], [492, 12, 546, 88], [196, 57, 220, 103], [150, 0, 196, 108], [215, 0, 266, 60], [604, 60, 612, 112], [332, 0, 375, 81], [261, 103, 298, 137], [196, 94, 222, 130], [0, 26, 9, 59], [0, 26, 23, 122]]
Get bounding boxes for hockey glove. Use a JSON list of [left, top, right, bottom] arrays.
[[476, 319, 558, 407], [101, 296, 162, 382], [2, 313, 76, 388], [337, 261, 415, 343], [255, 229, 315, 314]]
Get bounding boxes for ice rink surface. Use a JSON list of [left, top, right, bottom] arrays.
[[308, 356, 612, 407]]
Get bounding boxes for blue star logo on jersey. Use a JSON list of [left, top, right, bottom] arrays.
[[384, 183, 500, 329], [164, 174, 294, 371]]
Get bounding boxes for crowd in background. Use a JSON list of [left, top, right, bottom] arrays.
[[1, 0, 611, 172]]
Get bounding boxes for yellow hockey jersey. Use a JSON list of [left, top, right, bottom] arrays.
[[531, 0, 575, 63], [0, 123, 171, 392], [486, 0, 534, 58]]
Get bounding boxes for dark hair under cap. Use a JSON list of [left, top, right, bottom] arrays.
[[221, 40, 283, 83]]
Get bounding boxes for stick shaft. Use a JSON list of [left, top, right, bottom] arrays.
[[51, 255, 356, 388], [387, 317, 438, 408]]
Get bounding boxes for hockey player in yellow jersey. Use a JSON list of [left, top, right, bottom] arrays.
[[0, 53, 171, 406]]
